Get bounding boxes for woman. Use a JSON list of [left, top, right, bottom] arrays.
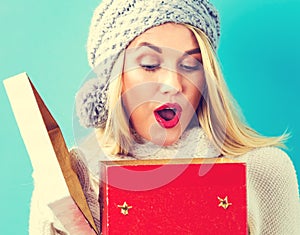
[[30, 0, 300, 234]]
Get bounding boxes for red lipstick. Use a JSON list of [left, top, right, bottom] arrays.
[[154, 103, 182, 128]]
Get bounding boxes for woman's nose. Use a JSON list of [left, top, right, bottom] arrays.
[[159, 69, 183, 95]]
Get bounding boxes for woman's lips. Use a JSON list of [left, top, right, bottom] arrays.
[[154, 103, 182, 128]]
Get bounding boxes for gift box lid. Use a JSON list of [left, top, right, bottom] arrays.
[[100, 158, 247, 234]]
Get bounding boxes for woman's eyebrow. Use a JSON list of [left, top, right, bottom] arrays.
[[136, 42, 162, 53], [185, 48, 201, 55], [135, 42, 200, 55]]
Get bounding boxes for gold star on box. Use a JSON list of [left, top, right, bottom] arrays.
[[117, 202, 132, 215], [218, 196, 232, 209]]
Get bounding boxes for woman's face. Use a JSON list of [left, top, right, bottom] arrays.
[[122, 23, 205, 146]]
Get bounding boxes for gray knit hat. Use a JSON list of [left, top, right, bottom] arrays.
[[76, 0, 220, 128]]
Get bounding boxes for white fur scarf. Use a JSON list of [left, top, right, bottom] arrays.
[[130, 127, 221, 159]]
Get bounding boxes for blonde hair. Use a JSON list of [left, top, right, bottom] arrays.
[[96, 24, 288, 157]]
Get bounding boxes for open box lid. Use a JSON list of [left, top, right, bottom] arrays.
[[4, 73, 98, 234]]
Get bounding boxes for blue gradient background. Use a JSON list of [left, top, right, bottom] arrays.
[[0, 0, 299, 233]]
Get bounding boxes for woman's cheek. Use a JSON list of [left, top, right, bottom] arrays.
[[122, 82, 159, 115]]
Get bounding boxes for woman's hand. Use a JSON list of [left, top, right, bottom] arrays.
[[49, 196, 98, 235]]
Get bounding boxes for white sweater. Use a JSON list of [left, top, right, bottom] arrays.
[[29, 127, 300, 234]]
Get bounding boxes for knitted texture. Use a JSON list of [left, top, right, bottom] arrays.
[[70, 148, 101, 232], [76, 0, 220, 128], [87, 0, 220, 68]]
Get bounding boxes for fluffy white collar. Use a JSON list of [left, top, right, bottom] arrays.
[[131, 127, 221, 159]]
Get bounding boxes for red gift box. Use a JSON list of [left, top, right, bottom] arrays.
[[100, 158, 247, 234]]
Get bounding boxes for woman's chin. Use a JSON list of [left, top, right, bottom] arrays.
[[147, 128, 182, 146], [160, 133, 182, 146], [133, 121, 186, 146]]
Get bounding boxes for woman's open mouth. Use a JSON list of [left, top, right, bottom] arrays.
[[154, 103, 182, 128]]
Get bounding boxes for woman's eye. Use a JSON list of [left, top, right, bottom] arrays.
[[138, 55, 160, 72], [179, 57, 202, 72], [179, 63, 202, 71], [140, 63, 160, 71]]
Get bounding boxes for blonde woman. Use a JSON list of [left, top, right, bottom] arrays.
[[29, 0, 300, 234]]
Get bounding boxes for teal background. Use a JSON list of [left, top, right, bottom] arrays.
[[0, 0, 299, 233]]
